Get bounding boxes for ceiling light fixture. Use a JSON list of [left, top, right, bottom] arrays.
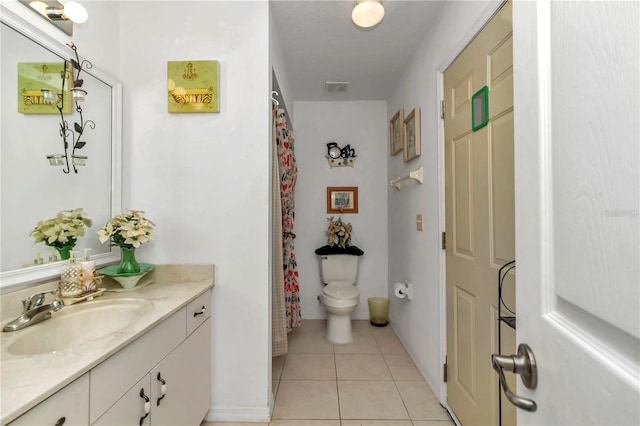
[[351, 0, 385, 29]]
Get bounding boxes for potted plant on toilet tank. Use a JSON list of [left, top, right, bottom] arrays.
[[314, 217, 363, 256]]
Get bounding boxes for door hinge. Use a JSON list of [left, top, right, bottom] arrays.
[[443, 357, 448, 382], [440, 100, 446, 119], [442, 232, 446, 250]]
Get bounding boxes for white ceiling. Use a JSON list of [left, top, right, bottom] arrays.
[[270, 0, 447, 102]]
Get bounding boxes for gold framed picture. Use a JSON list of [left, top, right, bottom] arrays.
[[327, 187, 358, 214], [167, 60, 219, 113], [403, 107, 421, 162], [389, 108, 403, 156]]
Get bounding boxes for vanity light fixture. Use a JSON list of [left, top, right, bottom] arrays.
[[351, 0, 385, 29], [19, 0, 88, 35], [44, 1, 88, 23]]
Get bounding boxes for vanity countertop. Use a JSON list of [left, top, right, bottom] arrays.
[[0, 264, 214, 425]]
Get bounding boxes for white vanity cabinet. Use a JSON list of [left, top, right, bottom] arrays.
[[92, 290, 212, 425], [7, 374, 89, 426]]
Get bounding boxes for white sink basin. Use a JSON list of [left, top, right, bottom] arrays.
[[8, 298, 153, 355]]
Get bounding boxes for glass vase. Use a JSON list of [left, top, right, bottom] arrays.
[[56, 245, 74, 260], [117, 246, 141, 274]]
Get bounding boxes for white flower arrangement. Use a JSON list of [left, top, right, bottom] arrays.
[[30, 208, 92, 249], [98, 210, 155, 249], [326, 216, 352, 249]]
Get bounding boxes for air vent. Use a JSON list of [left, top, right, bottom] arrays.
[[325, 81, 350, 93]]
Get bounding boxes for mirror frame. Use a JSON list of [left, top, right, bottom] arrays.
[[0, 8, 122, 289]]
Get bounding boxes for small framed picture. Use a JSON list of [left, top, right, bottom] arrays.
[[389, 108, 404, 156], [403, 107, 421, 162], [327, 187, 358, 214]]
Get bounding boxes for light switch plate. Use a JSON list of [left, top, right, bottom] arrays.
[[416, 214, 423, 231]]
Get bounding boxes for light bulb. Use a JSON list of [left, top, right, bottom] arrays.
[[28, 1, 48, 15], [63, 1, 88, 24]]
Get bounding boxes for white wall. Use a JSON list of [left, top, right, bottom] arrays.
[[294, 101, 388, 320], [118, 1, 271, 421], [387, 0, 499, 396]]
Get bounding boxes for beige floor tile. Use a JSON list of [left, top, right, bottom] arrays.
[[273, 355, 285, 379], [395, 381, 450, 421], [333, 326, 380, 354], [282, 353, 336, 380], [373, 332, 407, 355], [272, 380, 339, 419], [293, 320, 327, 335], [412, 421, 455, 426], [202, 423, 268, 426], [270, 421, 340, 426], [383, 354, 423, 380], [341, 421, 413, 426], [273, 379, 280, 398], [289, 330, 333, 354], [338, 381, 409, 420], [335, 354, 392, 380]]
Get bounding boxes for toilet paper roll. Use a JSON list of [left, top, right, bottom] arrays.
[[394, 282, 407, 299]]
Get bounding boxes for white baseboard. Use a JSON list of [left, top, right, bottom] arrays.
[[205, 404, 271, 423]]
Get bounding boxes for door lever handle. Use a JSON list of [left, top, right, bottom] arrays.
[[491, 343, 538, 412]]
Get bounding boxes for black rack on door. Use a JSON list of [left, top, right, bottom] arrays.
[[497, 260, 516, 426], [497, 260, 516, 330]]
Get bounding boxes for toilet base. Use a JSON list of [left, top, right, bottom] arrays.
[[325, 311, 353, 344]]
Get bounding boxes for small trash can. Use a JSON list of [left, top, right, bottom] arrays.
[[368, 297, 390, 327]]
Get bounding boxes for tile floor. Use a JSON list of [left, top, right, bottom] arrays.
[[204, 319, 454, 426]]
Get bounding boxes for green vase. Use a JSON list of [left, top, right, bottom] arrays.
[[117, 246, 141, 274], [56, 245, 74, 260]]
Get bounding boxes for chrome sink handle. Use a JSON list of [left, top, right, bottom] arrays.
[[23, 288, 59, 312], [491, 343, 538, 412]]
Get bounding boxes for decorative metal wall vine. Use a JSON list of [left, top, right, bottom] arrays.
[[49, 42, 95, 174]]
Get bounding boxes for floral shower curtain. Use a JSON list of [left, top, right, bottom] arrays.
[[275, 108, 302, 331], [272, 107, 287, 357]]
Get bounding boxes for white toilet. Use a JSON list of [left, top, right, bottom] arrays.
[[318, 253, 361, 344]]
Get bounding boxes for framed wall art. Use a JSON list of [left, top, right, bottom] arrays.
[[403, 107, 421, 162], [389, 108, 403, 156], [327, 186, 358, 214], [167, 60, 220, 113], [18, 62, 72, 114]]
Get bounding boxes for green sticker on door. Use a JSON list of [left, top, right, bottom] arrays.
[[472, 85, 489, 131]]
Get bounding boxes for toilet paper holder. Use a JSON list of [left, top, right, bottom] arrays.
[[394, 281, 413, 300]]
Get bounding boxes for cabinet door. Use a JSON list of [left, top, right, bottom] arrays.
[[92, 375, 151, 426], [150, 318, 211, 426], [9, 374, 89, 426]]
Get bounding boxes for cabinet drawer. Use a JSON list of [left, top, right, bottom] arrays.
[[89, 310, 185, 424], [9, 374, 89, 426], [186, 290, 211, 336]]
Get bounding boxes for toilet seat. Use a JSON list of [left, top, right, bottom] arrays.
[[322, 282, 359, 308]]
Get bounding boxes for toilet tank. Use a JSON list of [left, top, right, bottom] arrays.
[[318, 254, 360, 285]]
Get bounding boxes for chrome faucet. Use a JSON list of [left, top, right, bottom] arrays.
[[3, 289, 64, 332]]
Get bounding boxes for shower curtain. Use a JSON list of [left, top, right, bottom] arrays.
[[275, 107, 302, 332], [272, 106, 288, 357]]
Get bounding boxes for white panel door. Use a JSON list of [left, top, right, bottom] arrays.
[[512, 1, 639, 424]]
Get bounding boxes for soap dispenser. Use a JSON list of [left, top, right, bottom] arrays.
[[79, 248, 97, 292], [59, 251, 84, 297]]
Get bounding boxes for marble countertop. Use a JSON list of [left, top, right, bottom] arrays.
[[0, 264, 214, 425]]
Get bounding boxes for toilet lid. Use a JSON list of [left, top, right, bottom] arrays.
[[323, 282, 359, 299]]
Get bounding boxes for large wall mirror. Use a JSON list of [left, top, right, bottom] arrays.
[[1, 10, 121, 289]]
